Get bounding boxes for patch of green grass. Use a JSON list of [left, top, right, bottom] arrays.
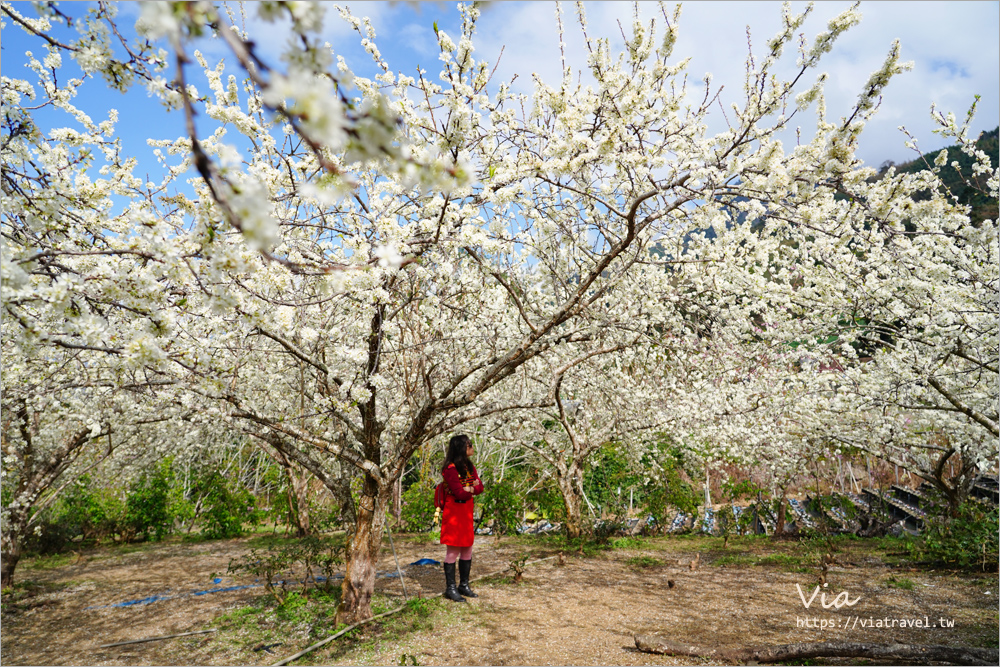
[[372, 596, 406, 616], [318, 596, 466, 665], [21, 552, 78, 570], [404, 596, 438, 617], [178, 532, 222, 544], [578, 542, 609, 557], [398, 531, 440, 544], [659, 534, 723, 552], [512, 532, 566, 548], [626, 555, 663, 568], [610, 536, 644, 550], [512, 533, 609, 557], [756, 553, 805, 568], [479, 573, 516, 586], [212, 587, 346, 659], [885, 576, 915, 590], [213, 596, 272, 640], [712, 554, 755, 567], [711, 551, 807, 570]]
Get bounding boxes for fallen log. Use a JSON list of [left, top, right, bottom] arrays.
[[633, 636, 998, 665]]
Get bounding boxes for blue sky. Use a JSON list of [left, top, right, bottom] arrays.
[[4, 1, 998, 182]]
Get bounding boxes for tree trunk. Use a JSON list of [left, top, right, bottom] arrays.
[[337, 477, 389, 625], [286, 466, 312, 537], [634, 636, 998, 665], [331, 466, 357, 528], [1, 511, 26, 588], [558, 467, 585, 540], [774, 495, 787, 537], [925, 451, 976, 517]]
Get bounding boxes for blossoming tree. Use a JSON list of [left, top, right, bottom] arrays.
[[4, 0, 995, 623], [682, 104, 998, 512]]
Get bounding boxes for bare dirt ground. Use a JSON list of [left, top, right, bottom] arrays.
[[2, 533, 997, 666]]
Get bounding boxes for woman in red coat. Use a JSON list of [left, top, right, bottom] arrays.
[[440, 434, 484, 602]]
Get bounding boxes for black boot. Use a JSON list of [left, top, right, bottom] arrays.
[[457, 558, 477, 598], [443, 562, 465, 602]]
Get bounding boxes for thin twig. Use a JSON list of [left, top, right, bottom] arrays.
[[99, 629, 216, 648]]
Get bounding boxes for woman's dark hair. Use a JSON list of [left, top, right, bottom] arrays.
[[442, 434, 473, 477]]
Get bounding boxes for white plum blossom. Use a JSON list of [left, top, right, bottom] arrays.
[[374, 244, 404, 269]]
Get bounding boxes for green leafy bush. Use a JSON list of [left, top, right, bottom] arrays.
[[525, 477, 565, 523], [915, 498, 999, 571], [584, 444, 640, 515], [476, 477, 522, 536], [714, 504, 737, 544], [22, 515, 78, 555], [228, 536, 344, 604], [123, 463, 175, 541], [400, 481, 436, 533], [642, 455, 700, 533], [41, 476, 125, 547], [196, 471, 259, 539]]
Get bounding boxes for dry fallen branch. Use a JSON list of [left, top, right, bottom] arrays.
[[99, 629, 216, 648], [633, 636, 999, 665]]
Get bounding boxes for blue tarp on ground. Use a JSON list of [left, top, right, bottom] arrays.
[[85, 568, 412, 611]]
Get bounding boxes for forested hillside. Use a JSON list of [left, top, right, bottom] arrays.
[[879, 127, 999, 225]]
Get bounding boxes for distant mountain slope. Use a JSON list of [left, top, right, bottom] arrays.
[[878, 126, 998, 226]]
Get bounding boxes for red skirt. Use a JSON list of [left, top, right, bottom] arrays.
[[440, 496, 475, 547]]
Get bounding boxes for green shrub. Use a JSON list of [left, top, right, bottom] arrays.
[[592, 517, 628, 544], [636, 439, 703, 534], [400, 481, 436, 533], [915, 498, 999, 571], [584, 444, 640, 514], [643, 470, 700, 534], [123, 463, 175, 541], [530, 482, 566, 523], [228, 536, 344, 604], [22, 516, 77, 555], [30, 476, 127, 551], [715, 504, 737, 543], [196, 471, 259, 539], [477, 477, 522, 536]]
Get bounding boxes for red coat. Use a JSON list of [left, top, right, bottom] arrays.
[[440, 463, 484, 547]]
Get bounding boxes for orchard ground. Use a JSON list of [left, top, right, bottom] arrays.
[[2, 531, 997, 666]]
